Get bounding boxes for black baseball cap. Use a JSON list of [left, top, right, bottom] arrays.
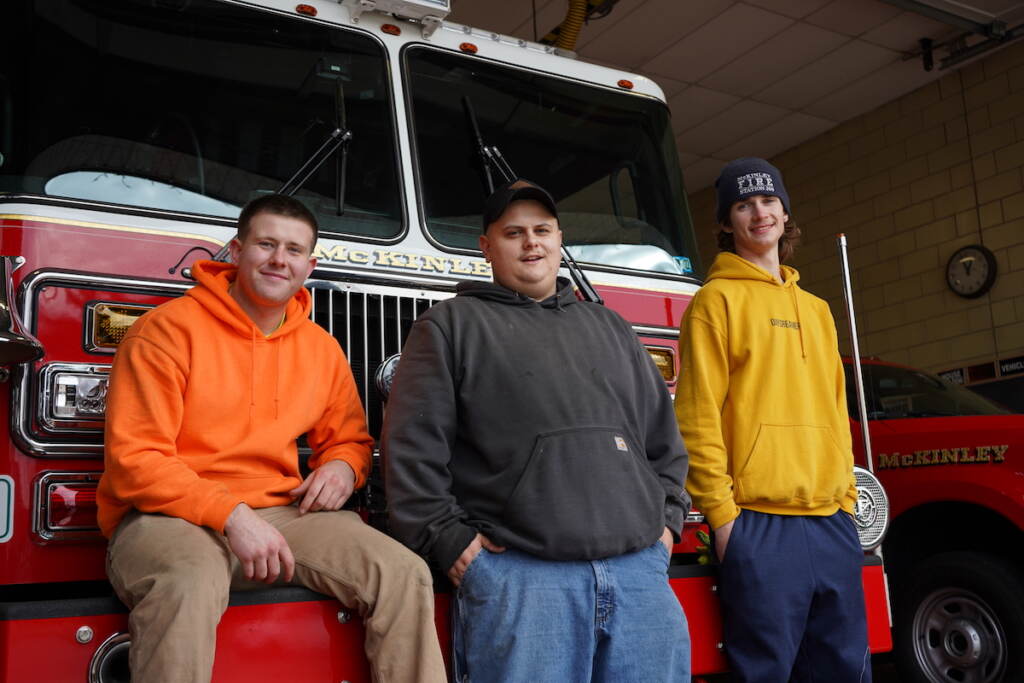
[[481, 179, 559, 232]]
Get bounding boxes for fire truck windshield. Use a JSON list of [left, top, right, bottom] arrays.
[[2, 0, 402, 241], [845, 363, 1012, 420], [405, 47, 701, 279]]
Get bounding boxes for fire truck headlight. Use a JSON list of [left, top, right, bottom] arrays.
[[853, 466, 889, 550], [375, 353, 401, 403], [645, 346, 676, 382], [40, 363, 111, 431]]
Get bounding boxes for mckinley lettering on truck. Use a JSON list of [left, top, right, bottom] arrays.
[[877, 445, 1009, 469]]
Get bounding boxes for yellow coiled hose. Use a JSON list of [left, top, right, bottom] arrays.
[[555, 0, 588, 51]]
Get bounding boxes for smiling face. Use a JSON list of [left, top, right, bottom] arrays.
[[479, 199, 562, 301], [723, 194, 789, 263], [228, 211, 317, 323]]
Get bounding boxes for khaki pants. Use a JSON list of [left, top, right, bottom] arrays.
[[106, 507, 446, 683]]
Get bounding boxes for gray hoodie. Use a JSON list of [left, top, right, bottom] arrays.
[[382, 278, 689, 572]]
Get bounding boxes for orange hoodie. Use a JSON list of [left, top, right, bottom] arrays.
[[97, 260, 373, 537]]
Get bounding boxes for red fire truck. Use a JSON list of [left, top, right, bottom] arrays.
[[0, 1, 891, 680], [843, 359, 1024, 683]]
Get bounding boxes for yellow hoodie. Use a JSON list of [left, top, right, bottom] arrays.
[[97, 260, 373, 537], [675, 252, 857, 530]]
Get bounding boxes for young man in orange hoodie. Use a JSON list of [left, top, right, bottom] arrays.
[[97, 194, 446, 683]]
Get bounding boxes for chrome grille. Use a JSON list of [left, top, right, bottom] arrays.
[[308, 282, 448, 437]]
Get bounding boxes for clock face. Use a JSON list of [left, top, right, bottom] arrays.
[[946, 245, 996, 298]]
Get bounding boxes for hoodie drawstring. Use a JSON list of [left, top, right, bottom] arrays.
[[274, 340, 281, 420], [249, 327, 257, 424], [790, 285, 807, 359]]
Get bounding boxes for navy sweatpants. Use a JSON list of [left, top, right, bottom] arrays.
[[717, 510, 871, 683]]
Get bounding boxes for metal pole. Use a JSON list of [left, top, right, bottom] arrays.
[[837, 234, 874, 473]]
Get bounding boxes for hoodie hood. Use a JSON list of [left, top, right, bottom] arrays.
[[187, 259, 314, 424], [705, 252, 806, 358], [188, 259, 312, 338], [456, 276, 579, 310], [705, 251, 799, 287]]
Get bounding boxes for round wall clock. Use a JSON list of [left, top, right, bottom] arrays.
[[946, 244, 997, 298]]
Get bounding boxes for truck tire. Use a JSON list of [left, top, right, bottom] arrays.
[[894, 552, 1024, 683]]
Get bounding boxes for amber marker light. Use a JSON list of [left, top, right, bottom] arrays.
[[89, 303, 152, 351], [295, 4, 317, 17], [460, 42, 479, 54], [382, 23, 401, 36], [645, 346, 676, 382], [617, 79, 635, 90]]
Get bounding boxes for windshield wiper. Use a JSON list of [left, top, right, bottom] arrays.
[[462, 96, 604, 305], [278, 126, 353, 198]]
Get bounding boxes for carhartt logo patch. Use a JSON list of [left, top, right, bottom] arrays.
[[737, 172, 775, 196], [614, 436, 628, 451], [771, 318, 800, 329]]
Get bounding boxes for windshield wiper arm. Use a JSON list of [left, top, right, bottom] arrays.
[[210, 127, 352, 263], [279, 126, 353, 197], [462, 96, 603, 305]]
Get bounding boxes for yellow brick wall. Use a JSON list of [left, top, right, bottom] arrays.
[[687, 41, 1024, 374]]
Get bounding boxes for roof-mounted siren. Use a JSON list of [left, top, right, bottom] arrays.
[[342, 0, 451, 39]]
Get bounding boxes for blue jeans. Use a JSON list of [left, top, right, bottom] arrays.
[[452, 542, 690, 682]]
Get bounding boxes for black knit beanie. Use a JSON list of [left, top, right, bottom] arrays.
[[715, 157, 790, 224]]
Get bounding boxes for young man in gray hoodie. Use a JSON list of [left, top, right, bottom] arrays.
[[382, 179, 691, 682]]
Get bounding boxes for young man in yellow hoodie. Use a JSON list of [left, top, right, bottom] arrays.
[[675, 158, 870, 682], [97, 194, 446, 683]]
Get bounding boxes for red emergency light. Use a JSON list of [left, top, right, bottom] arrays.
[[33, 472, 102, 542], [48, 483, 99, 530]]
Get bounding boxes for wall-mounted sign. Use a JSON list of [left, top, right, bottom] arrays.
[[999, 355, 1024, 377], [939, 369, 965, 385]]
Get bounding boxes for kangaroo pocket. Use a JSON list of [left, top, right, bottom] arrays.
[[501, 426, 665, 560], [734, 423, 848, 507]]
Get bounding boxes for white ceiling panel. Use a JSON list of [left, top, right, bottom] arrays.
[[805, 0, 903, 36], [715, 111, 837, 159], [677, 99, 790, 155], [578, 0, 736, 70], [805, 56, 940, 119], [753, 39, 897, 108], [682, 157, 728, 194], [744, 0, 834, 19], [861, 11, 954, 51], [510, 0, 572, 43], [668, 86, 740, 134], [652, 74, 690, 98], [447, 0, 541, 36], [642, 4, 795, 82], [699, 22, 849, 96], [679, 151, 702, 167]]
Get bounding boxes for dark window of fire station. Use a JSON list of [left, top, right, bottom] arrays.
[[1, 0, 402, 241], [404, 46, 701, 279]]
